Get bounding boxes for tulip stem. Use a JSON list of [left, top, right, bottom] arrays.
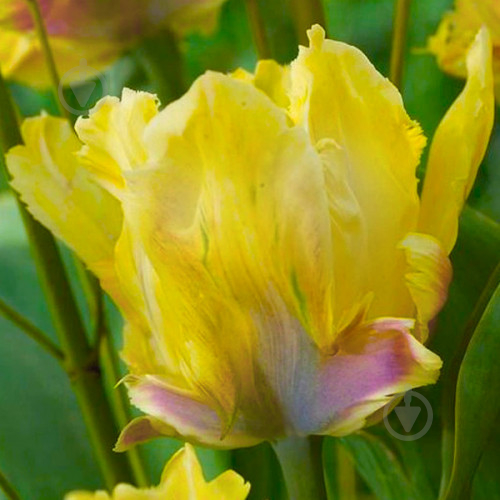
[[245, 0, 271, 59], [24, 0, 70, 121], [100, 332, 150, 487], [0, 69, 134, 489], [0, 297, 64, 361], [289, 0, 327, 45], [24, 0, 105, 329], [390, 0, 412, 90], [23, 2, 150, 486], [0, 468, 20, 500], [273, 436, 328, 500]]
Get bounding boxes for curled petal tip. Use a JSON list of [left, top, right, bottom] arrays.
[[307, 24, 326, 49]]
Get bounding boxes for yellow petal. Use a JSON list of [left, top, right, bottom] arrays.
[[160, 444, 250, 499], [289, 25, 426, 321], [399, 233, 453, 342], [6, 115, 122, 275], [65, 492, 110, 500], [114, 70, 336, 428], [65, 444, 249, 499], [75, 89, 159, 190], [233, 60, 290, 108], [419, 27, 495, 254]]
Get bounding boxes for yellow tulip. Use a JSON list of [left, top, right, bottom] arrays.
[[6, 26, 494, 449], [428, 0, 500, 101], [65, 444, 250, 499], [0, 0, 227, 87]]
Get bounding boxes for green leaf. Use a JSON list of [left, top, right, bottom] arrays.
[[432, 207, 500, 493], [441, 280, 500, 500], [327, 432, 428, 500]]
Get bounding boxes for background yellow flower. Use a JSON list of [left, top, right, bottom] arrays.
[[0, 0, 227, 87], [428, 0, 500, 101], [65, 444, 250, 500]]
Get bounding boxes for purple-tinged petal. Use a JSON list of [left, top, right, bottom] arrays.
[[291, 318, 442, 436], [118, 375, 263, 450]]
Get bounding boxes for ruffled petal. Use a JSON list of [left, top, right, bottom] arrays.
[[115, 72, 335, 427], [75, 89, 159, 190], [419, 27, 495, 254], [295, 318, 442, 437], [399, 233, 453, 341], [6, 115, 122, 277], [289, 25, 426, 321], [117, 375, 263, 450]]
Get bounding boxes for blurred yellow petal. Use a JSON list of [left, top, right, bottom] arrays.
[[163, 0, 228, 37], [289, 25, 426, 320], [428, 0, 500, 102], [428, 6, 483, 80], [0, 0, 228, 87], [419, 27, 495, 254], [0, 30, 121, 88], [65, 444, 249, 500], [5, 115, 122, 276], [399, 233, 453, 342]]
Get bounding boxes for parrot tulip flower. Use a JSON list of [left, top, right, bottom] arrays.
[[428, 0, 500, 101], [0, 0, 227, 87], [65, 444, 250, 499], [6, 26, 494, 450]]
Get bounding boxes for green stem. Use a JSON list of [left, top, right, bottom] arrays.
[[273, 436, 328, 500], [0, 297, 64, 361], [25, 0, 105, 325], [289, 0, 327, 45], [245, 0, 271, 59], [389, 0, 412, 89], [24, 0, 70, 121], [439, 261, 500, 497], [0, 70, 133, 489], [0, 469, 21, 500], [23, 2, 149, 486], [100, 332, 149, 487], [135, 30, 185, 106]]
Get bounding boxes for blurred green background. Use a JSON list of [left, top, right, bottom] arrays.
[[0, 0, 499, 498]]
